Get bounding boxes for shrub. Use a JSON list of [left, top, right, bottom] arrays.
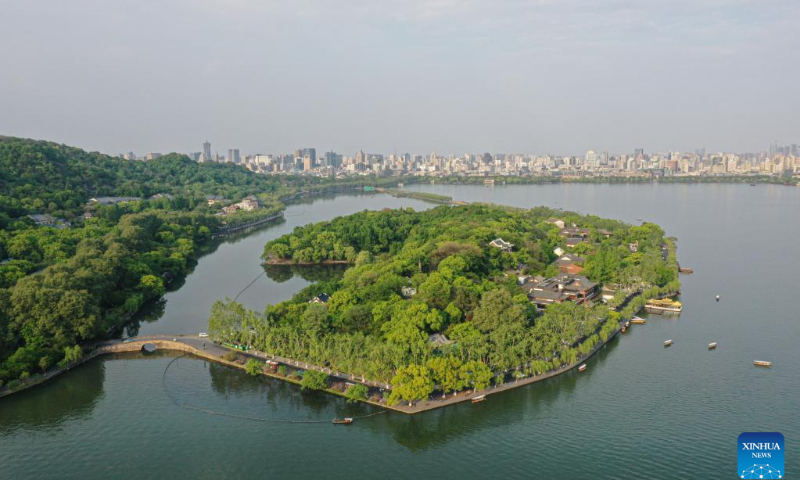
[[345, 383, 369, 403], [300, 370, 328, 391], [244, 359, 262, 376]]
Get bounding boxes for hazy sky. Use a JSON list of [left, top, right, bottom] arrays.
[[1, 0, 798, 156]]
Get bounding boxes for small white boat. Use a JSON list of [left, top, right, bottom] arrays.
[[753, 361, 772, 367], [716, 295, 720, 301], [664, 339, 673, 347], [708, 342, 717, 350], [578, 364, 587, 373], [471, 395, 487, 404]]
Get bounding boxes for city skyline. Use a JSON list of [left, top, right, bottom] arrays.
[[2, 1, 798, 155], [117, 138, 798, 179]]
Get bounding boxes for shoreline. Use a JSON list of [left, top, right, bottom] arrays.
[[1, 192, 680, 413], [0, 329, 621, 414]]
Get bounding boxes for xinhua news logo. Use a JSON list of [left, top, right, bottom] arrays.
[[738, 432, 784, 479]]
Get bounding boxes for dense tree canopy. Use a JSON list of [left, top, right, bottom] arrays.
[[214, 204, 679, 406], [0, 136, 392, 387]]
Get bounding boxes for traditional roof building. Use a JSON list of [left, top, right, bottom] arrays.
[[310, 293, 330, 304], [489, 238, 514, 252], [523, 274, 598, 309]]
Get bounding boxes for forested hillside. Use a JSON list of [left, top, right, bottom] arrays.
[[0, 136, 301, 222], [0, 136, 310, 389]]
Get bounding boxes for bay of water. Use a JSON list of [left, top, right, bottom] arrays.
[[1, 185, 798, 479]]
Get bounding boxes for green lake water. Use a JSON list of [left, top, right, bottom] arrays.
[[1, 185, 797, 479]]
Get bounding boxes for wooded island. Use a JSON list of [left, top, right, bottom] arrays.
[[209, 204, 680, 406]]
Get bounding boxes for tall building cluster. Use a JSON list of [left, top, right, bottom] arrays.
[[118, 141, 800, 180]]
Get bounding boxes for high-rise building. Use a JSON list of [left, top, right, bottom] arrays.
[[203, 141, 212, 161], [323, 151, 342, 169], [228, 149, 240, 164], [302, 148, 316, 166]]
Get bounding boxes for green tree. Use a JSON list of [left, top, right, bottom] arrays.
[[244, 358, 262, 376], [426, 356, 462, 397], [417, 272, 451, 310], [389, 364, 434, 406], [459, 360, 493, 393], [39, 356, 51, 376], [300, 369, 328, 391], [471, 288, 526, 333], [345, 383, 369, 403]]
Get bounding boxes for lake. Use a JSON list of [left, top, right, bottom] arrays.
[[1, 184, 798, 479]]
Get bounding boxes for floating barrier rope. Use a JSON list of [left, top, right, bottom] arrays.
[[232, 271, 266, 301], [162, 354, 387, 424]]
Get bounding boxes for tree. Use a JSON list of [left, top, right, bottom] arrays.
[[389, 364, 434, 406], [58, 345, 83, 367], [471, 288, 526, 333], [345, 383, 369, 403], [426, 356, 462, 398], [417, 272, 451, 310], [244, 359, 262, 376], [300, 369, 328, 391], [39, 356, 51, 376], [139, 274, 166, 298], [459, 360, 493, 393]]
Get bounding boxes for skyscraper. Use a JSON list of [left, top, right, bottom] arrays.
[[228, 149, 240, 164], [302, 148, 316, 166], [203, 141, 211, 162]]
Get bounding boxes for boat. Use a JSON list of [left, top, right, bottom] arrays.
[[749, 182, 756, 186], [332, 418, 354, 425], [483, 179, 495, 186], [645, 298, 682, 314], [679, 267, 694, 274], [471, 395, 487, 404], [621, 325, 626, 333], [716, 295, 720, 301], [708, 342, 717, 349], [664, 339, 673, 347], [630, 317, 647, 325], [753, 361, 772, 367], [578, 364, 587, 373]]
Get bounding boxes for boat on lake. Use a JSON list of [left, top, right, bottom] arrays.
[[646, 298, 682, 314], [630, 317, 647, 325], [332, 418, 353, 425], [664, 339, 673, 347], [708, 342, 717, 349], [753, 361, 772, 367], [471, 395, 487, 404], [578, 364, 587, 373]]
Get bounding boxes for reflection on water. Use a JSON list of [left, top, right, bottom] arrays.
[[2, 186, 799, 479], [264, 263, 348, 284], [0, 358, 105, 433]]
